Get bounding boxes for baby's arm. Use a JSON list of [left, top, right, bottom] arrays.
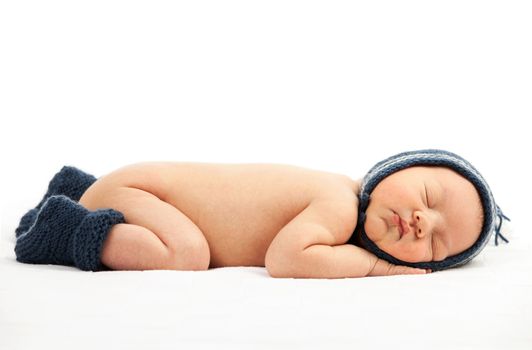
[[265, 198, 427, 278]]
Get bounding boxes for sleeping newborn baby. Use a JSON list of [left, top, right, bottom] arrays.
[[14, 149, 509, 278]]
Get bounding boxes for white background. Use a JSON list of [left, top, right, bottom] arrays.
[[1, 1, 531, 349], [1, 1, 531, 228]]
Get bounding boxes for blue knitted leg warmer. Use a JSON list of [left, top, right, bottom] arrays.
[[15, 166, 97, 238], [15, 195, 125, 271]]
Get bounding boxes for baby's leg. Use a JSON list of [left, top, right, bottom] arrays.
[[99, 223, 173, 270], [79, 186, 210, 271]]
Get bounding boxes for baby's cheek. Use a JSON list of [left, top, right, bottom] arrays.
[[396, 241, 431, 263], [364, 212, 386, 241], [374, 240, 408, 261]]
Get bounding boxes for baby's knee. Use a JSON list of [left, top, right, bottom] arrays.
[[167, 238, 210, 271]]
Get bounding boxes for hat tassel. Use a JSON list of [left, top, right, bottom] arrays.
[[494, 205, 510, 246]]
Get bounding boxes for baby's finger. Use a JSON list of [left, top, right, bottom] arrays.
[[396, 266, 426, 275], [409, 267, 427, 274]]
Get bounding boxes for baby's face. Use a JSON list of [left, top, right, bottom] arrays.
[[364, 166, 483, 263]]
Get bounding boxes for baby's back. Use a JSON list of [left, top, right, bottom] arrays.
[[82, 162, 357, 267]]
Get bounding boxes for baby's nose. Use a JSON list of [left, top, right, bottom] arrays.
[[412, 211, 432, 236]]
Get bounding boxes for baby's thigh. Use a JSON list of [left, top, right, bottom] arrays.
[[79, 181, 209, 257]]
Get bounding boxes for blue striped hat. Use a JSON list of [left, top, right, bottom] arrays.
[[351, 149, 509, 271]]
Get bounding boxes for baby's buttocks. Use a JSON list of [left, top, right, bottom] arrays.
[[82, 162, 357, 268]]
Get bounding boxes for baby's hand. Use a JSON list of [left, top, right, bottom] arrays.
[[367, 257, 430, 276]]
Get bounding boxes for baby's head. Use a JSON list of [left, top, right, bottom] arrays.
[[353, 149, 508, 271]]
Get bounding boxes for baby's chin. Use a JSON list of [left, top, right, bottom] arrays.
[[366, 228, 430, 263], [384, 243, 433, 263], [364, 223, 399, 256], [377, 244, 424, 263], [363, 212, 388, 242]]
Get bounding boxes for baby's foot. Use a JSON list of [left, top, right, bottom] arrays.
[[15, 166, 97, 238], [36, 166, 97, 210], [15, 194, 125, 271], [15, 195, 89, 266]]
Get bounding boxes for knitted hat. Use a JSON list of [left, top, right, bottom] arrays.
[[350, 149, 509, 271]]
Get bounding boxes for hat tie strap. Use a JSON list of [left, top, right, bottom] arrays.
[[494, 205, 510, 246]]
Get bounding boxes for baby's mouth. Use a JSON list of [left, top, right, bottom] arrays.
[[392, 212, 405, 237]]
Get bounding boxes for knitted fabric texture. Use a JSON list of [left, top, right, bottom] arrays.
[[15, 166, 97, 238], [15, 195, 124, 271], [348, 149, 509, 271]]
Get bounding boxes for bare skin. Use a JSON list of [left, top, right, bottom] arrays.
[[78, 162, 456, 278], [364, 166, 483, 263]]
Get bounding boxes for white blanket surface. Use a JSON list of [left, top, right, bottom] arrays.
[[1, 222, 531, 350]]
